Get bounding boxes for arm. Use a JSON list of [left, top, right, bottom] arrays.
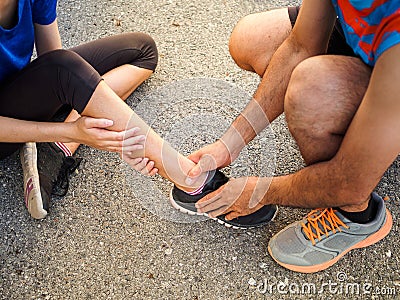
[[267, 43, 400, 209], [0, 116, 72, 143], [197, 43, 400, 218], [34, 20, 62, 55], [187, 0, 337, 178], [0, 115, 144, 153]]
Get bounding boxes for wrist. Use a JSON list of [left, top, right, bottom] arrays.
[[255, 177, 272, 206], [219, 127, 246, 158], [54, 122, 76, 143]]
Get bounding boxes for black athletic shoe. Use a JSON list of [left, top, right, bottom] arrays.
[[170, 170, 278, 229], [36, 142, 82, 213]]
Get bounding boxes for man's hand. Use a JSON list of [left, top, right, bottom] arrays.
[[195, 177, 268, 220], [72, 116, 145, 153], [186, 140, 239, 185]]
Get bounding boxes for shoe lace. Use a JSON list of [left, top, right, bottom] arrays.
[[53, 157, 82, 196], [301, 208, 349, 246]]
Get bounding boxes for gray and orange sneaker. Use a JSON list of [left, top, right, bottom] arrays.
[[268, 192, 392, 273], [170, 170, 278, 229]]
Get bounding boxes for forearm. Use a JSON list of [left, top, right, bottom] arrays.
[[221, 36, 314, 155], [0, 116, 73, 143], [261, 159, 369, 209]]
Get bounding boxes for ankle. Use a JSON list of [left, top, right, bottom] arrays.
[[176, 171, 209, 194], [339, 195, 370, 213]]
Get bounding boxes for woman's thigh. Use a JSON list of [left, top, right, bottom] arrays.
[[70, 32, 158, 75]]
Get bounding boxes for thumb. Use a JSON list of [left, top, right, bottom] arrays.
[[186, 154, 217, 185], [225, 211, 240, 221], [185, 164, 202, 185], [187, 151, 201, 163], [84, 117, 114, 129]]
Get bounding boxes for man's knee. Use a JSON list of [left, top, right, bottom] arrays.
[[285, 57, 328, 137], [229, 15, 257, 72]]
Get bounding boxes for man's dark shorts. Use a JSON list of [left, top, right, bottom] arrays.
[[288, 6, 357, 57]]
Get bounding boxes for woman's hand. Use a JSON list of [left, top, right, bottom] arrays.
[[71, 116, 145, 153], [122, 156, 159, 176]]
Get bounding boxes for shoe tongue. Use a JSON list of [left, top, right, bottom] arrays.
[[301, 209, 336, 241]]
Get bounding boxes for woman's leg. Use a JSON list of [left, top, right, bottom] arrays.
[[81, 80, 208, 190], [64, 33, 206, 189], [61, 32, 158, 154], [1, 49, 205, 190]]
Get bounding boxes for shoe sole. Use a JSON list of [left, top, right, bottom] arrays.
[[20, 143, 47, 219], [169, 189, 278, 229], [268, 208, 393, 273]]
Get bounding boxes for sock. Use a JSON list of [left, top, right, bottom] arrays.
[[337, 196, 376, 224], [184, 171, 210, 196], [54, 142, 72, 157]]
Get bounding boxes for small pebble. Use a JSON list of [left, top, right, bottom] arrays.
[[248, 278, 257, 286], [259, 262, 268, 269]]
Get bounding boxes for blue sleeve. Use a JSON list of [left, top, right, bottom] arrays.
[[32, 0, 58, 25]]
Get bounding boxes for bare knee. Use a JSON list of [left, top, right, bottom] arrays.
[[285, 57, 340, 164], [229, 9, 291, 76], [284, 56, 369, 164], [229, 15, 258, 73], [285, 58, 326, 139]]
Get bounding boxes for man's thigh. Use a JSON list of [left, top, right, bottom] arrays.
[[70, 32, 158, 76]]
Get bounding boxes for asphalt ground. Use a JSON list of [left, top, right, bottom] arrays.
[[1, 0, 399, 299]]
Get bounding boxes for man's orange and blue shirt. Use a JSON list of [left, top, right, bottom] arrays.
[[332, 0, 400, 66]]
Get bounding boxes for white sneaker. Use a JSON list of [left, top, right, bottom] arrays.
[[20, 142, 47, 219]]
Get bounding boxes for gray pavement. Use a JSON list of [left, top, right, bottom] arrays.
[[1, 0, 399, 299]]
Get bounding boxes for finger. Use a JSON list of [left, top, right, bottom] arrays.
[[186, 165, 202, 185], [225, 211, 241, 221], [148, 168, 159, 176], [187, 151, 201, 163], [195, 186, 225, 208], [129, 157, 143, 166], [141, 161, 155, 175], [188, 154, 216, 178], [123, 127, 141, 139], [95, 130, 126, 143], [85, 117, 114, 129], [122, 144, 145, 152], [122, 135, 146, 147], [208, 206, 231, 218], [197, 198, 226, 214], [135, 158, 149, 171]]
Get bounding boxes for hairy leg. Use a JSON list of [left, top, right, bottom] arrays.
[[229, 8, 292, 76], [284, 55, 372, 210], [63, 65, 153, 154]]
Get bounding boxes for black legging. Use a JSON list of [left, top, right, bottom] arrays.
[[0, 32, 158, 159]]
